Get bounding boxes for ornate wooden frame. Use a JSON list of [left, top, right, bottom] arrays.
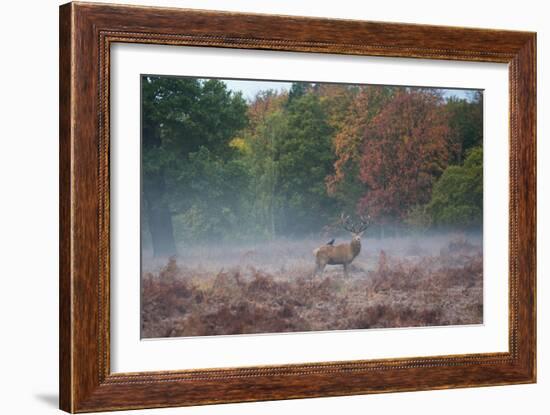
[[59, 2, 536, 412]]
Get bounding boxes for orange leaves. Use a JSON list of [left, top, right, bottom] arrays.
[[327, 87, 451, 222]]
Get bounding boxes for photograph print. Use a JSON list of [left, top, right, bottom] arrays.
[[140, 75, 484, 339]]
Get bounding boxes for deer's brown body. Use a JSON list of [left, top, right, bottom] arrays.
[[313, 213, 371, 277]]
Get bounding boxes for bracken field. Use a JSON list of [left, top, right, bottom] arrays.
[[141, 234, 483, 338]]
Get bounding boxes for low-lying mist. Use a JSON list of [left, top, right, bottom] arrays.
[[142, 231, 482, 275]]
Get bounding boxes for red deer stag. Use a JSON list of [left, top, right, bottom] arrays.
[[313, 213, 371, 277]]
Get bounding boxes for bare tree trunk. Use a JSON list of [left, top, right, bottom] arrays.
[[142, 121, 177, 258], [143, 172, 177, 258]]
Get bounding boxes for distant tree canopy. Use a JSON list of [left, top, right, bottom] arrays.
[[141, 77, 484, 256]]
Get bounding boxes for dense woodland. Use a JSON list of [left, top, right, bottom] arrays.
[[141, 76, 483, 257]]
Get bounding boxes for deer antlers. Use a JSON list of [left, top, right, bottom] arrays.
[[340, 213, 355, 233], [340, 212, 372, 234]]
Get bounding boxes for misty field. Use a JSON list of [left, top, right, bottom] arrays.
[[141, 233, 482, 338]]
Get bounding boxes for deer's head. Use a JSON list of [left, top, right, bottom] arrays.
[[340, 213, 372, 243]]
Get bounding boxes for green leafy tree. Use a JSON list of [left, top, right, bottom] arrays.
[[427, 146, 483, 227], [286, 82, 312, 105], [141, 76, 247, 256], [172, 146, 250, 242], [236, 90, 338, 237], [277, 93, 338, 234], [239, 109, 287, 239]]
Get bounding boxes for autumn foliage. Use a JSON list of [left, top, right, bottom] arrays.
[[357, 89, 451, 221], [142, 77, 483, 253]]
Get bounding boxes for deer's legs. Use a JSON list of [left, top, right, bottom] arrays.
[[343, 263, 349, 278], [314, 260, 326, 277]]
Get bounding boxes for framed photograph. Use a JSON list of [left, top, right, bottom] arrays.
[[59, 2, 536, 412]]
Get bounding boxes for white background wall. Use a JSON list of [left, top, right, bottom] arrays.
[[0, 0, 546, 414]]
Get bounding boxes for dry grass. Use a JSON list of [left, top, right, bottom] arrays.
[[141, 235, 483, 338]]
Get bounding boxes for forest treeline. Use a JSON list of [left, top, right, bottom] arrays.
[[142, 76, 483, 256]]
